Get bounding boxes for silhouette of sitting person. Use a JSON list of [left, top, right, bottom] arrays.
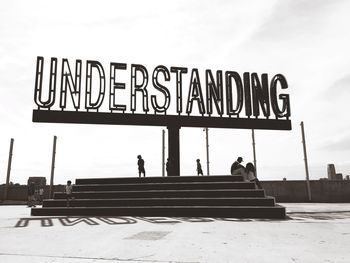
[[231, 157, 245, 175], [196, 159, 203, 176], [137, 155, 145, 177], [245, 162, 263, 189]]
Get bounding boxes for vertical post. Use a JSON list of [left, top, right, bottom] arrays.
[[49, 136, 57, 199], [300, 121, 312, 201], [162, 129, 165, 177], [167, 125, 180, 176], [3, 138, 14, 200], [252, 129, 257, 177], [205, 128, 210, 176]]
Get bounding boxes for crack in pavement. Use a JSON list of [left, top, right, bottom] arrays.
[[0, 252, 199, 263]]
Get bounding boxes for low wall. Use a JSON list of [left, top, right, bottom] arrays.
[[261, 180, 350, 202], [0, 180, 349, 203], [0, 185, 64, 201]]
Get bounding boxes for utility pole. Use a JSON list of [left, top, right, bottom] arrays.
[[3, 138, 14, 200], [205, 128, 210, 176], [300, 121, 312, 201], [49, 136, 57, 199], [252, 129, 257, 177], [162, 129, 165, 177]]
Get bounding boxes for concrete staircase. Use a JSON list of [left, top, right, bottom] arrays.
[[31, 175, 286, 219]]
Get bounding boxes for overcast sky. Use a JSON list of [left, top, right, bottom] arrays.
[[1, 0, 350, 184]]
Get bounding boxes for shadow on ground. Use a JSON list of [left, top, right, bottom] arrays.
[[14, 216, 293, 228], [287, 211, 350, 221]]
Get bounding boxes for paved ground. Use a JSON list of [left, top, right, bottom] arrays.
[[0, 203, 350, 263]]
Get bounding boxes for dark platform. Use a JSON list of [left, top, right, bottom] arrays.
[[32, 110, 292, 130], [31, 175, 286, 219]]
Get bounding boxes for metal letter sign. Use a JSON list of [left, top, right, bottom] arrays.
[[32, 57, 292, 176]]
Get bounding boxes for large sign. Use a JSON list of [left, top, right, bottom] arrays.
[[32, 56, 291, 130]]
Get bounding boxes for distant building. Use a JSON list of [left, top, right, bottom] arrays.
[[346, 175, 350, 180], [27, 177, 46, 186], [335, 173, 343, 180], [327, 164, 337, 180]]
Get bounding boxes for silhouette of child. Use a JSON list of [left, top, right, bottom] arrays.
[[65, 180, 74, 207]]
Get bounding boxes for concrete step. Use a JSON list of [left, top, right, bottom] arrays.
[[43, 197, 275, 207], [32, 175, 285, 218], [53, 189, 265, 199], [72, 181, 255, 192], [31, 205, 286, 219], [75, 175, 243, 185]]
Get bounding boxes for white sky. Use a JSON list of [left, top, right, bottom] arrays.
[[1, 0, 350, 184]]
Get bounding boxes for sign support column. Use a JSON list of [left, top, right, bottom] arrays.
[[162, 129, 165, 177], [167, 125, 180, 176]]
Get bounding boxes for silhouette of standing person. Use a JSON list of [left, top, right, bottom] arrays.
[[27, 182, 36, 207], [137, 155, 146, 177], [196, 159, 203, 176], [39, 187, 44, 205]]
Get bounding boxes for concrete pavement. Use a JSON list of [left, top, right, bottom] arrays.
[[0, 203, 350, 263]]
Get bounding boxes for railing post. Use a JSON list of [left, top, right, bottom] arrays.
[[205, 128, 210, 176], [252, 129, 257, 177], [300, 121, 312, 201], [3, 138, 14, 200], [49, 136, 57, 199]]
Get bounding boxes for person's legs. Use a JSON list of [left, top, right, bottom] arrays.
[[242, 170, 249, 181], [232, 167, 244, 175], [29, 195, 36, 207], [254, 178, 263, 189], [232, 167, 248, 180], [66, 194, 72, 207], [139, 167, 145, 177], [32, 196, 36, 207], [27, 195, 32, 207], [241, 168, 250, 181]]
